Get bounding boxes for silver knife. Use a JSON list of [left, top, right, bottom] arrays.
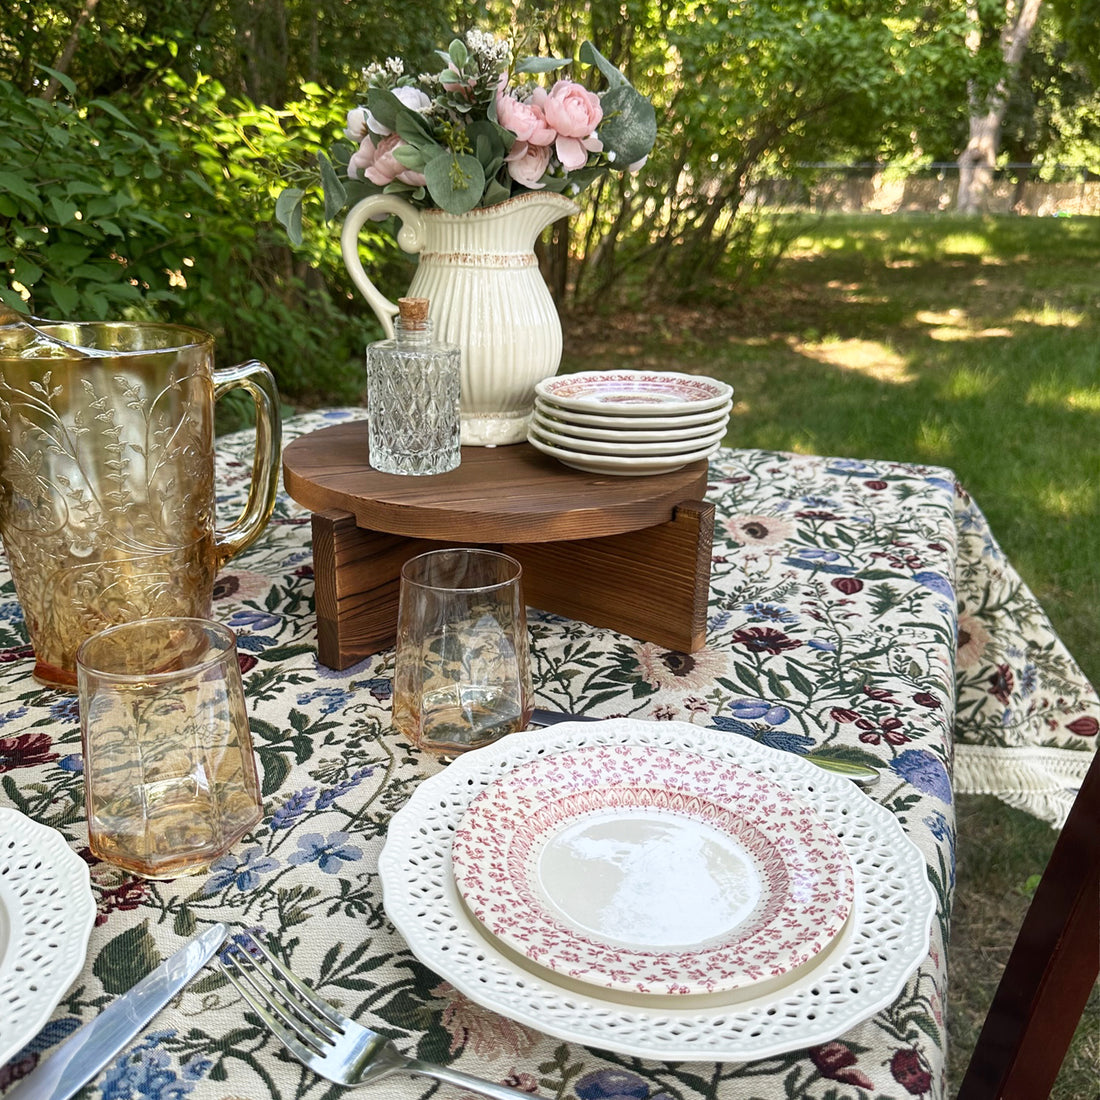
[[528, 708, 880, 786], [6, 922, 228, 1100]]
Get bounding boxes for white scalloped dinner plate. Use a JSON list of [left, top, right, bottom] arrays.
[[379, 719, 935, 1062], [0, 807, 96, 1065], [534, 396, 733, 432], [451, 744, 854, 997], [536, 371, 732, 415]]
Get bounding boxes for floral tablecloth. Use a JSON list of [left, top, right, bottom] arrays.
[[1, 408, 1096, 1100]]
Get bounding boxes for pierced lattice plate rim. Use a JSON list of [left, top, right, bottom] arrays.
[[0, 806, 96, 1064], [378, 719, 936, 1062]]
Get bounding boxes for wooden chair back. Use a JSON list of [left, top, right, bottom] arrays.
[[956, 745, 1100, 1098]]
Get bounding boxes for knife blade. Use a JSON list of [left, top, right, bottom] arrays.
[[6, 922, 228, 1100], [528, 708, 880, 786]]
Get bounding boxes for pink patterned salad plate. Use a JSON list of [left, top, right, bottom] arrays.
[[536, 371, 732, 415], [451, 744, 855, 997]]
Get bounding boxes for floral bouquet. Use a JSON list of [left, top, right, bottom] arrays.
[[278, 28, 656, 237]]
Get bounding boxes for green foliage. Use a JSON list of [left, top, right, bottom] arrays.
[[0, 71, 378, 403], [0, 75, 188, 319]]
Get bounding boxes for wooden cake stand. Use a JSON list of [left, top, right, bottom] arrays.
[[282, 419, 715, 669]]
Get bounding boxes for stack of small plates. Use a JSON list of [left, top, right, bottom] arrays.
[[529, 370, 733, 476]]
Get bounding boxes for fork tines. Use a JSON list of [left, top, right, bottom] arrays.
[[220, 931, 347, 1058]]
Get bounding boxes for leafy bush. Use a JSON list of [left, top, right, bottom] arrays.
[[0, 71, 385, 405], [0, 70, 190, 319]]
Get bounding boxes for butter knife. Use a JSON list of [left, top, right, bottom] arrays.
[[6, 922, 228, 1100], [528, 708, 880, 786]]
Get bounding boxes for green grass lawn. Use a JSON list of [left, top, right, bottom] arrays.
[[561, 212, 1100, 1098], [563, 212, 1100, 690]]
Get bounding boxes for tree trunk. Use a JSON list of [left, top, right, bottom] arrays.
[[41, 0, 101, 102], [957, 0, 1043, 214]]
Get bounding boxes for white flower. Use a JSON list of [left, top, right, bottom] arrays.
[[366, 86, 432, 136], [344, 108, 369, 143]]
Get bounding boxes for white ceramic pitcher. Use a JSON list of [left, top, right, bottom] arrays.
[[342, 191, 579, 446]]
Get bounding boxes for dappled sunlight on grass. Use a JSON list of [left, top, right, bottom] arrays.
[[914, 418, 960, 459], [1036, 480, 1098, 521], [1025, 376, 1100, 409], [939, 232, 993, 255], [914, 308, 1013, 341], [1012, 305, 1084, 327], [792, 336, 914, 383], [945, 367, 996, 399], [1067, 388, 1100, 412]]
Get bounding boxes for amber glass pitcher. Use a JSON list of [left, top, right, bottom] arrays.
[[0, 319, 281, 687]]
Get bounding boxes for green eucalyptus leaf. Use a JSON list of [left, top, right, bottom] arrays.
[[597, 84, 657, 166], [578, 41, 628, 88], [365, 87, 399, 132], [391, 143, 427, 170], [465, 119, 509, 162], [448, 38, 469, 66], [394, 109, 436, 148], [538, 176, 572, 194], [481, 178, 514, 206], [424, 151, 484, 215], [275, 187, 305, 244], [515, 56, 571, 74], [318, 153, 347, 221]]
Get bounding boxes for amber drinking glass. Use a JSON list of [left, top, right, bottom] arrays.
[[392, 549, 532, 755], [0, 321, 281, 687], [78, 617, 262, 880]]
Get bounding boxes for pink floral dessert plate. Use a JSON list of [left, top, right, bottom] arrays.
[[536, 371, 732, 415], [450, 744, 855, 997]]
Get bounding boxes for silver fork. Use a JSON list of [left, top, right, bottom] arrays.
[[219, 930, 539, 1099]]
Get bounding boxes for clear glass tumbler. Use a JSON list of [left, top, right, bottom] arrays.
[[77, 617, 263, 879], [392, 548, 532, 755], [366, 297, 461, 476]]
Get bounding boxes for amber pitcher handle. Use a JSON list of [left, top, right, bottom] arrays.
[[340, 194, 427, 338], [213, 359, 282, 569]]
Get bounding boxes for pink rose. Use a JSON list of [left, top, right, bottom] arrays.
[[348, 134, 427, 188], [495, 91, 555, 146], [505, 141, 551, 188], [533, 81, 604, 170]]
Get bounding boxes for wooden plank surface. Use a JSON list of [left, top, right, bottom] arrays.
[[284, 419, 710, 543]]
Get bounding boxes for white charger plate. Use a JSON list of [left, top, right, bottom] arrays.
[[532, 407, 730, 443], [529, 420, 728, 458], [536, 371, 732, 416], [379, 719, 936, 1062], [534, 396, 733, 431], [451, 744, 854, 997], [526, 431, 720, 476], [0, 807, 96, 1065]]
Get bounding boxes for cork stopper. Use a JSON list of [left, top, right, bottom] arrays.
[[397, 297, 430, 325]]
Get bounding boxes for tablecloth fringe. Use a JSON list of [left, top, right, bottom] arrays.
[[954, 743, 1095, 829]]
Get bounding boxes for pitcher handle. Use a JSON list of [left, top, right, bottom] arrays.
[[340, 194, 426, 338], [213, 359, 282, 569]]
